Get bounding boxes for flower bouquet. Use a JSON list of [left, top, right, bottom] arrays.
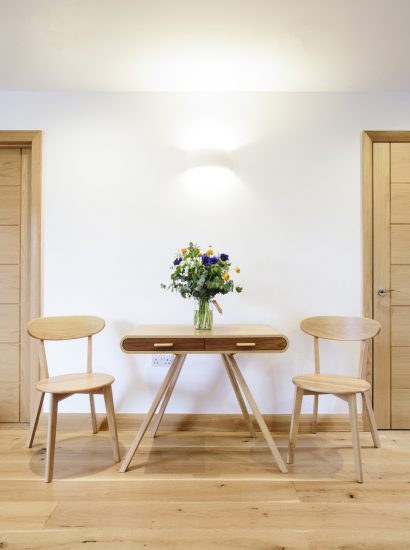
[[162, 242, 243, 330]]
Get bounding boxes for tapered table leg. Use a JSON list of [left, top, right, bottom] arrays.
[[225, 354, 288, 473], [119, 355, 183, 473], [150, 355, 186, 437], [221, 354, 256, 437]]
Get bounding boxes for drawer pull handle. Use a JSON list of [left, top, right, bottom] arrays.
[[236, 342, 256, 347], [153, 342, 174, 348]]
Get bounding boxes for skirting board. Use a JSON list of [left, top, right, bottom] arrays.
[[3, 413, 364, 432]]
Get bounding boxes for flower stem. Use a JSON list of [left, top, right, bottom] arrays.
[[194, 299, 213, 330]]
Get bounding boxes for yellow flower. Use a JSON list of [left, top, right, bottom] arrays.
[[197, 251, 202, 256], [223, 273, 230, 281], [206, 248, 213, 255], [235, 267, 241, 274], [181, 247, 188, 254]]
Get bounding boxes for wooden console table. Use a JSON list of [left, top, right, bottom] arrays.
[[119, 324, 289, 474]]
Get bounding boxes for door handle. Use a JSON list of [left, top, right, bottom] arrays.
[[378, 288, 401, 297]]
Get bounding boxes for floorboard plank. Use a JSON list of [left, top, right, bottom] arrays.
[[46, 501, 410, 530], [0, 479, 299, 502], [0, 528, 310, 550]]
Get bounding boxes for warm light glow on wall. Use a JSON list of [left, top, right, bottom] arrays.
[[181, 147, 236, 198], [180, 166, 239, 199], [186, 149, 233, 171]]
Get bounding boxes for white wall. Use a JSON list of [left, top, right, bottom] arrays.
[[1, 91, 410, 414]]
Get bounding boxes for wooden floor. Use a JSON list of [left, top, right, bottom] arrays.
[[1, 416, 410, 549]]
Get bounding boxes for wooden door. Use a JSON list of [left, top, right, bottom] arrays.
[[373, 141, 410, 428], [0, 147, 35, 421]]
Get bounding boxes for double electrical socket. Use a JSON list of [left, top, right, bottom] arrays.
[[151, 354, 173, 367]]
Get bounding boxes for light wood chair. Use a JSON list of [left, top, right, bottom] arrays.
[[26, 315, 120, 482], [287, 316, 381, 483]]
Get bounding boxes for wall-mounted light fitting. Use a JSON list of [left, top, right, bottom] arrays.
[[185, 148, 233, 171]]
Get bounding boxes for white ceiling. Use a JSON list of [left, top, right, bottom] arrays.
[[1, 0, 410, 92]]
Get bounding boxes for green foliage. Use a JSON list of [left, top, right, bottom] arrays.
[[162, 242, 243, 301]]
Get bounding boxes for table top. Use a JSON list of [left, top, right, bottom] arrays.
[[122, 323, 286, 339], [120, 324, 289, 354]]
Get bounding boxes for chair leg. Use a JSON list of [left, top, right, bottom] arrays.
[[89, 393, 98, 434], [312, 394, 319, 434], [362, 391, 381, 448], [103, 385, 121, 463], [26, 391, 45, 448], [287, 386, 304, 464], [45, 393, 59, 483], [348, 393, 363, 483]]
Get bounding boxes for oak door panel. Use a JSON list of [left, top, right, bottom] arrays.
[[391, 184, 410, 223], [0, 383, 19, 421], [391, 143, 410, 182], [0, 343, 19, 382], [0, 227, 20, 264], [0, 266, 19, 303], [0, 149, 20, 186], [392, 389, 410, 429], [0, 187, 20, 225], [391, 307, 410, 346], [0, 304, 19, 343], [392, 347, 410, 389], [391, 266, 410, 305], [391, 225, 410, 264]]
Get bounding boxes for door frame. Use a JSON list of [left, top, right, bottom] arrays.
[[0, 131, 42, 422], [363, 130, 410, 428]]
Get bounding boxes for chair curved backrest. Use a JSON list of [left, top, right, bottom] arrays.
[[300, 316, 381, 379], [28, 316, 105, 341], [27, 316, 105, 379], [300, 316, 381, 341]]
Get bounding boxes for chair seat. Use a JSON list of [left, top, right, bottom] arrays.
[[36, 373, 115, 394], [292, 373, 371, 394]]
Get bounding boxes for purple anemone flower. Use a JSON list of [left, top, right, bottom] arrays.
[[220, 253, 229, 261], [201, 254, 211, 266], [210, 256, 219, 265], [173, 257, 182, 266]]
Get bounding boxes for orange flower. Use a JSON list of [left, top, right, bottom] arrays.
[[223, 273, 230, 281], [206, 248, 214, 255], [235, 267, 241, 274], [181, 247, 188, 254]]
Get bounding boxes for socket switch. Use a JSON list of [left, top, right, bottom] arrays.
[[151, 354, 173, 368]]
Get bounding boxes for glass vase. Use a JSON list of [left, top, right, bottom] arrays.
[[194, 298, 213, 330]]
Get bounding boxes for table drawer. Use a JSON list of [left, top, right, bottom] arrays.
[[121, 337, 204, 353], [205, 336, 288, 352]]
